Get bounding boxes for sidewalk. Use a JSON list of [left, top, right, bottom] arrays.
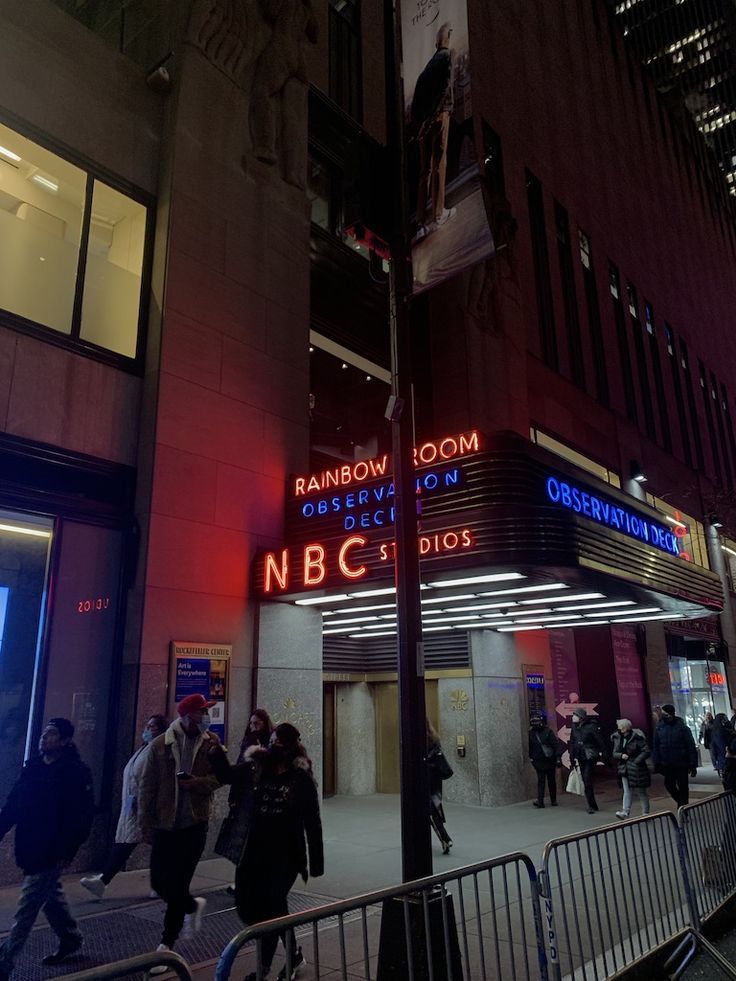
[[0, 771, 723, 979]]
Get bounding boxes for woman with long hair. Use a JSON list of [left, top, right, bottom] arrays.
[[426, 719, 454, 855], [236, 708, 273, 764]]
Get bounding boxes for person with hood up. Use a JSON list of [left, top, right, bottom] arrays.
[[611, 719, 651, 819], [652, 703, 697, 806], [569, 707, 608, 814], [80, 713, 168, 899], [709, 713, 734, 777], [528, 714, 561, 808], [209, 722, 323, 981], [0, 718, 94, 979]]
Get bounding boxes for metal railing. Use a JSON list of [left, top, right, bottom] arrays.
[[59, 948, 194, 979], [215, 852, 548, 981], [679, 790, 736, 928], [539, 811, 694, 981]]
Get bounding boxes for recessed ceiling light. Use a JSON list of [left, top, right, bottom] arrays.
[[558, 600, 635, 612], [349, 587, 397, 598], [327, 615, 379, 625], [349, 630, 395, 638], [0, 145, 21, 162], [31, 174, 58, 192], [520, 592, 604, 606], [0, 523, 51, 538], [427, 573, 525, 588], [511, 613, 583, 623], [497, 624, 544, 632], [440, 602, 518, 612], [477, 583, 568, 597], [323, 627, 357, 635], [422, 594, 475, 605], [601, 607, 661, 618], [295, 594, 352, 605]]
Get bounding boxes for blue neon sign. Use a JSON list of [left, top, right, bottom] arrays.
[[300, 468, 461, 532], [545, 476, 680, 557]]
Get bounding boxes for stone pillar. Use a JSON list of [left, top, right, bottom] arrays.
[[256, 604, 323, 785], [336, 682, 376, 795], [437, 676, 480, 805]]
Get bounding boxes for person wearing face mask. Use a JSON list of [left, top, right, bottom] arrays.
[[208, 722, 323, 981], [79, 714, 168, 900], [528, 714, 562, 808], [138, 694, 222, 974]]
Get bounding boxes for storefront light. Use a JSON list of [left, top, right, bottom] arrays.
[[421, 594, 475, 605], [427, 572, 524, 588], [477, 583, 568, 597], [349, 587, 397, 598], [558, 600, 635, 611], [295, 593, 352, 605], [497, 625, 544, 632], [349, 631, 395, 638], [327, 615, 380, 625], [519, 592, 604, 605], [601, 606, 661, 618], [0, 523, 51, 538]]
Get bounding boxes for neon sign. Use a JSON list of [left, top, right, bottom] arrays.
[[293, 430, 480, 497], [379, 529, 473, 562], [545, 477, 680, 557], [708, 672, 726, 686], [299, 468, 461, 531]]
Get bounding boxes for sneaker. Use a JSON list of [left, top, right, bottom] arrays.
[[80, 874, 106, 899], [413, 224, 430, 243], [42, 936, 83, 964], [586, 808, 597, 815], [441, 838, 453, 855], [532, 801, 544, 808], [149, 944, 170, 976], [277, 948, 306, 981], [181, 896, 206, 938], [432, 207, 456, 228], [615, 810, 629, 820]]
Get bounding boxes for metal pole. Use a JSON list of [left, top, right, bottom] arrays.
[[383, 0, 432, 881]]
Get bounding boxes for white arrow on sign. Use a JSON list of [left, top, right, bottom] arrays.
[[557, 726, 572, 742], [556, 701, 599, 717]]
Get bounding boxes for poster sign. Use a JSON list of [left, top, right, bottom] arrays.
[[611, 626, 648, 731], [171, 642, 232, 741], [402, 0, 494, 291], [524, 667, 546, 721]]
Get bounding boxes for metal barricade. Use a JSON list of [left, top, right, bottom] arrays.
[[59, 949, 194, 979], [539, 812, 694, 981], [678, 790, 736, 928], [215, 852, 549, 981]]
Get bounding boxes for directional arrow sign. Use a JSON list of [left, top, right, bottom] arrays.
[[556, 701, 599, 717], [557, 726, 572, 743]]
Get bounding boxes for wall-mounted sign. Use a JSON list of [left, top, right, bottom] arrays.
[[170, 641, 232, 741], [544, 476, 681, 558]]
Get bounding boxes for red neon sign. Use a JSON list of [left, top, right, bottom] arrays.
[[708, 672, 726, 686], [379, 529, 474, 562], [292, 430, 480, 497]]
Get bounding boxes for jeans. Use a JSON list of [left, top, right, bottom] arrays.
[[150, 822, 208, 947], [621, 776, 650, 815], [536, 768, 557, 804], [236, 856, 298, 971], [662, 765, 690, 807], [578, 760, 598, 809], [101, 841, 137, 884], [0, 868, 81, 974]]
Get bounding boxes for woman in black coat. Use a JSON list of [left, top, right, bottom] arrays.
[[210, 723, 323, 981], [710, 713, 734, 777], [528, 714, 561, 808], [611, 719, 651, 819], [426, 720, 454, 854]]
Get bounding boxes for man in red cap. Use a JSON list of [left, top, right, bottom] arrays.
[[139, 693, 222, 974]]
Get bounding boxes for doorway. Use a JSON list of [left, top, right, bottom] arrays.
[[374, 680, 439, 793]]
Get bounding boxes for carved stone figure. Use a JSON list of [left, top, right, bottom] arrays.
[[187, 0, 318, 188]]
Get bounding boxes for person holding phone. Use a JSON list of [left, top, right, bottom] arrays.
[[138, 694, 222, 974]]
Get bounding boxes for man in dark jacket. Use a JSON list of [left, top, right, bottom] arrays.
[[570, 707, 608, 814], [0, 718, 93, 979], [652, 703, 698, 806]]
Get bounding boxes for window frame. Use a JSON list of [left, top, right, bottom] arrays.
[[0, 110, 155, 375]]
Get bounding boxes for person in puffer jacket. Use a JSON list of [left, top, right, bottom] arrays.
[[652, 703, 697, 806], [570, 707, 609, 814], [611, 719, 651, 819]]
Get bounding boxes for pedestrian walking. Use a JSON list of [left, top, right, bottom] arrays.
[[0, 718, 94, 979], [611, 719, 651, 819], [528, 714, 561, 808], [652, 703, 697, 806], [209, 722, 323, 981], [569, 707, 608, 814], [138, 694, 222, 975], [426, 720, 454, 853], [699, 711, 716, 770], [80, 714, 168, 900], [722, 739, 736, 793], [710, 713, 734, 777], [236, 708, 273, 764]]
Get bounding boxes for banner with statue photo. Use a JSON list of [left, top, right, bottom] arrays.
[[402, 0, 494, 291]]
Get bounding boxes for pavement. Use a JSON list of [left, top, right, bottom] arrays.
[[0, 769, 727, 980]]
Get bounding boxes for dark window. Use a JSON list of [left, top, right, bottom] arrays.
[[609, 263, 637, 423], [329, 0, 362, 122], [627, 283, 656, 442], [555, 203, 585, 389], [644, 303, 672, 452], [680, 341, 705, 471], [526, 171, 558, 370], [664, 323, 692, 467], [699, 359, 723, 483], [712, 373, 733, 487], [723, 385, 736, 481], [578, 230, 609, 406]]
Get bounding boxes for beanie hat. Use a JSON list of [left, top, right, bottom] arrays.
[[572, 707, 587, 720], [530, 714, 544, 724], [177, 693, 216, 717], [47, 717, 74, 741], [661, 704, 676, 717]]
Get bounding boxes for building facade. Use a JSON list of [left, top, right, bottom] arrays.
[[0, 0, 735, 878]]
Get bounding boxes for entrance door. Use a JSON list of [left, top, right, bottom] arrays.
[[374, 680, 439, 793]]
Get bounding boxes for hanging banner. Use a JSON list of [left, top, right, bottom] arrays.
[[402, 0, 494, 291]]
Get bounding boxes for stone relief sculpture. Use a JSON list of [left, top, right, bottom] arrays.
[[187, 0, 318, 188]]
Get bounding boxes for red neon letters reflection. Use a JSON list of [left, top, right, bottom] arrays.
[[263, 536, 368, 593]]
